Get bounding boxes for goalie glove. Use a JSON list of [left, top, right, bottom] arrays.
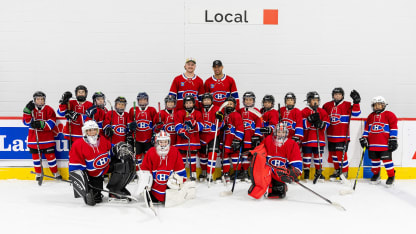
[[274, 166, 300, 184], [136, 170, 153, 194], [111, 142, 134, 160], [167, 172, 185, 190]]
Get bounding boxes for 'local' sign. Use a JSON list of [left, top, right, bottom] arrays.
[[187, 8, 278, 25]]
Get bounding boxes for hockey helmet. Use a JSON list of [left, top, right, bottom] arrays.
[[115, 96, 127, 113], [82, 120, 99, 145], [273, 123, 288, 146], [164, 95, 177, 110], [92, 91, 106, 108], [155, 131, 171, 157], [33, 91, 46, 109], [284, 92, 296, 110], [243, 91, 256, 107], [332, 87, 344, 104], [137, 92, 149, 108], [306, 91, 320, 107], [201, 93, 213, 109], [183, 95, 195, 112], [371, 96, 387, 113], [75, 85, 88, 102]]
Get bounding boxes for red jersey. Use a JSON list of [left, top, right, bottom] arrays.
[[260, 108, 279, 130], [174, 109, 203, 151], [154, 109, 177, 146], [68, 137, 112, 177], [279, 107, 304, 140], [301, 107, 329, 147], [362, 110, 398, 151], [128, 106, 157, 143], [169, 74, 205, 111], [223, 111, 244, 153], [263, 135, 303, 178], [238, 107, 262, 149], [103, 110, 130, 144], [57, 99, 93, 140], [141, 146, 187, 202], [23, 105, 56, 150], [204, 74, 239, 109], [200, 105, 220, 145], [323, 100, 361, 143]]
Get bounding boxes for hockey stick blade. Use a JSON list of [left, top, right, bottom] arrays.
[[339, 188, 354, 195], [219, 190, 233, 197], [331, 202, 347, 211]]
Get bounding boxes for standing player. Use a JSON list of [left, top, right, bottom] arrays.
[[359, 96, 398, 186], [260, 94, 279, 136], [301, 91, 329, 182], [85, 91, 108, 134], [128, 92, 157, 169], [169, 58, 205, 111], [23, 91, 61, 181], [237, 91, 262, 181], [103, 96, 130, 144], [245, 123, 302, 199], [199, 93, 221, 182], [154, 95, 178, 146], [323, 88, 361, 181], [57, 85, 93, 146], [204, 60, 239, 109], [279, 92, 303, 145], [174, 95, 203, 180], [217, 96, 244, 183]]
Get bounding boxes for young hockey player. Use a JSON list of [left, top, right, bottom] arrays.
[[216, 96, 244, 183], [23, 91, 61, 182], [359, 96, 398, 187], [204, 60, 240, 109], [174, 95, 203, 180], [260, 94, 279, 136], [102, 96, 130, 144], [279, 92, 303, 145], [137, 131, 194, 205], [57, 85, 93, 147], [244, 123, 302, 199], [68, 120, 136, 206], [199, 93, 221, 182], [237, 91, 262, 181], [128, 92, 157, 169], [323, 88, 361, 181], [153, 95, 177, 146], [169, 58, 205, 111], [85, 91, 108, 134], [301, 91, 329, 182]]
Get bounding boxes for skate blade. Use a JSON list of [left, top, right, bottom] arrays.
[[329, 177, 339, 182], [108, 197, 131, 203], [371, 180, 381, 185], [385, 183, 394, 188]]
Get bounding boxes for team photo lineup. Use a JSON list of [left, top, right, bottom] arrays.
[[23, 57, 398, 208]]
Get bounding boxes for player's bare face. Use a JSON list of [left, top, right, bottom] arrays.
[[86, 128, 98, 136], [76, 90, 86, 98], [202, 98, 212, 107], [184, 62, 196, 74], [34, 97, 45, 106], [158, 140, 169, 147], [138, 99, 148, 107], [310, 98, 319, 107], [166, 101, 175, 109], [185, 101, 194, 109], [95, 97, 105, 107], [333, 93, 343, 102], [213, 66, 223, 76], [116, 102, 126, 110], [244, 98, 254, 107], [226, 101, 235, 108], [285, 98, 295, 106], [374, 103, 384, 112], [263, 101, 272, 109]]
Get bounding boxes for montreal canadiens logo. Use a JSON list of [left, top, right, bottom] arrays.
[[371, 122, 385, 133], [114, 125, 126, 136], [182, 91, 197, 99], [137, 120, 150, 130], [213, 91, 227, 102], [93, 154, 109, 169], [330, 114, 341, 125], [268, 158, 284, 167], [165, 123, 175, 134], [155, 171, 171, 184]]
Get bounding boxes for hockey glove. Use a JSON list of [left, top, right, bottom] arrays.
[[307, 112, 320, 124], [178, 129, 190, 140], [359, 137, 368, 149], [59, 91, 72, 104], [314, 119, 326, 129], [350, 89, 361, 104], [112, 142, 134, 160], [23, 101, 35, 114], [184, 119, 196, 130], [154, 122, 164, 131], [292, 136, 301, 144], [388, 138, 398, 152], [231, 139, 241, 151], [85, 105, 97, 119], [215, 111, 224, 122], [260, 127, 273, 135], [128, 121, 137, 131], [274, 166, 300, 184], [251, 136, 261, 147], [30, 120, 45, 129], [167, 172, 185, 190], [104, 126, 114, 138], [65, 110, 79, 121]]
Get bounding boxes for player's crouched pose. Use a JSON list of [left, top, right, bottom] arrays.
[[68, 120, 136, 206]]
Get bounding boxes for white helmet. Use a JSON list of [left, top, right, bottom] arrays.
[[82, 120, 99, 145], [155, 131, 171, 158], [273, 123, 288, 146], [371, 96, 387, 113]]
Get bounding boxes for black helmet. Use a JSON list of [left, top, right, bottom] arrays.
[[201, 93, 213, 109], [164, 95, 177, 110], [243, 91, 256, 107], [183, 95, 195, 112], [75, 85, 88, 102], [92, 91, 106, 108], [137, 92, 149, 108], [114, 96, 127, 113], [225, 96, 236, 105]]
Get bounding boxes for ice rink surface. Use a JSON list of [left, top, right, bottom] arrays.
[[1, 178, 415, 234]]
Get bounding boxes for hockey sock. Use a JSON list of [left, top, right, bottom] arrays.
[[31, 153, 42, 174], [222, 156, 231, 173], [230, 152, 241, 171], [302, 153, 312, 170], [336, 151, 349, 173], [190, 152, 197, 172], [207, 152, 217, 176], [329, 151, 339, 169], [313, 153, 322, 170], [382, 160, 395, 177], [199, 153, 208, 171], [242, 149, 250, 170], [44, 153, 58, 174], [371, 159, 381, 175]]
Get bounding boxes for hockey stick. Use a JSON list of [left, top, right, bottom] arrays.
[[158, 102, 162, 123], [312, 106, 323, 184], [107, 100, 114, 144], [32, 112, 44, 186], [133, 101, 137, 157], [68, 100, 72, 150], [220, 145, 243, 196], [208, 118, 220, 188], [339, 146, 366, 195], [338, 104, 354, 183], [278, 103, 281, 123], [296, 181, 346, 211]]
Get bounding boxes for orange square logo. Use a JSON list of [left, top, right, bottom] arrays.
[[263, 9, 278, 25]]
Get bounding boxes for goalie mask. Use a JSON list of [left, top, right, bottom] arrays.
[[82, 120, 99, 145], [273, 123, 288, 147], [155, 131, 171, 158]]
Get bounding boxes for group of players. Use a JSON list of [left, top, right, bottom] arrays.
[[22, 58, 399, 205]]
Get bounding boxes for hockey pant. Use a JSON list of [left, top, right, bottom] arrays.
[[302, 146, 325, 170], [328, 142, 349, 173], [369, 151, 395, 177], [199, 139, 219, 175], [135, 141, 152, 170], [30, 147, 58, 174], [247, 144, 271, 199], [179, 150, 198, 172]]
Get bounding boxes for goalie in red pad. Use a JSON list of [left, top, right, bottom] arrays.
[[246, 123, 302, 199]]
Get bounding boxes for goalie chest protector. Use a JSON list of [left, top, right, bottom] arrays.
[[248, 144, 271, 199]]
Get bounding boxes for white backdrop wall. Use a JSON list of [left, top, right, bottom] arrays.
[[1, 0, 416, 117]]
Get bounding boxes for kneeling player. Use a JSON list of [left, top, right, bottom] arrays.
[[68, 120, 136, 206], [245, 123, 302, 199], [137, 131, 194, 206]]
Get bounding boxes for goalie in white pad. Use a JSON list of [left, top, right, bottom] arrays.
[[138, 131, 190, 205]]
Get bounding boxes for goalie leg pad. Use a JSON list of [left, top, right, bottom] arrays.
[[69, 170, 96, 206], [107, 159, 135, 197], [247, 145, 271, 199]]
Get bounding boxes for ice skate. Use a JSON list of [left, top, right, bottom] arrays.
[[370, 173, 381, 185]]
